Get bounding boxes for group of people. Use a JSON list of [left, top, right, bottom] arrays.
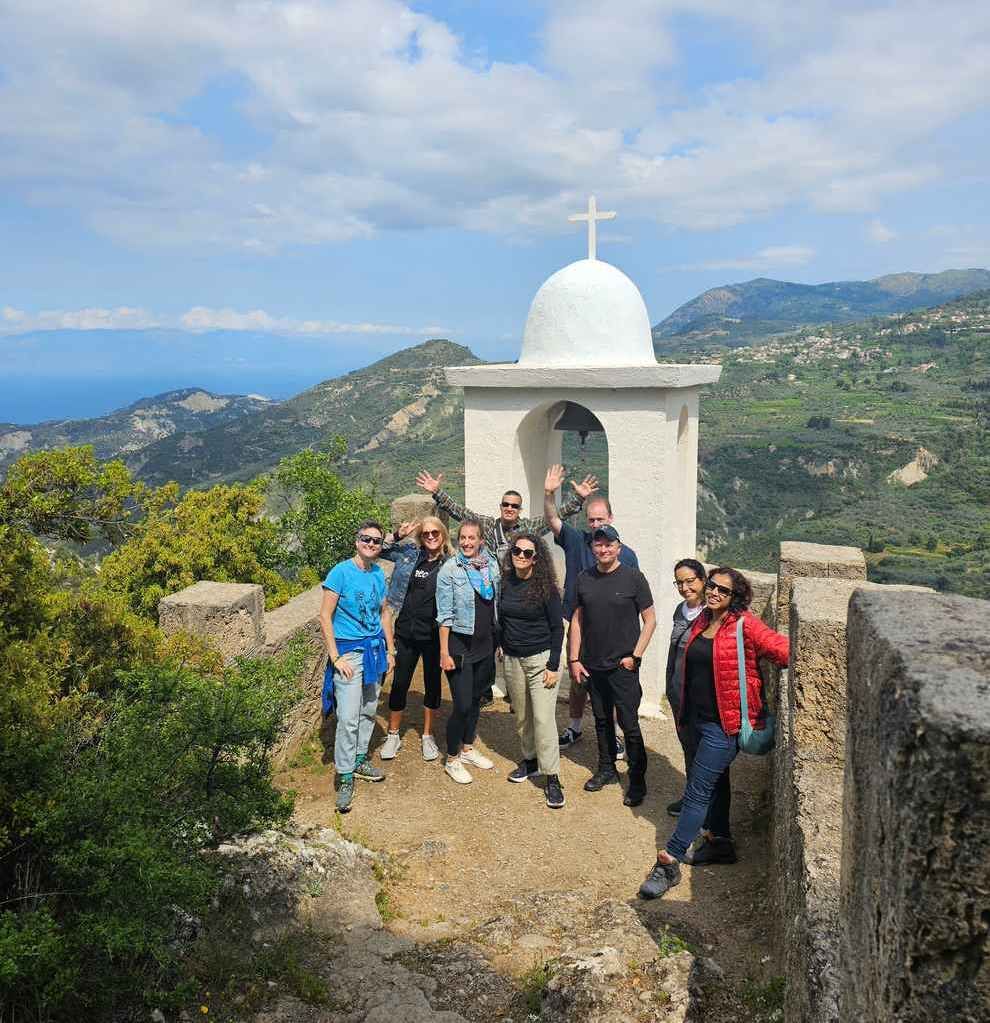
[[317, 466, 789, 900]]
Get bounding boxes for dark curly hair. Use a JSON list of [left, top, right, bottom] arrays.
[[709, 566, 753, 612], [501, 530, 561, 605]]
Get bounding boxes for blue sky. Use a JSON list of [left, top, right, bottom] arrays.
[[2, 0, 989, 419]]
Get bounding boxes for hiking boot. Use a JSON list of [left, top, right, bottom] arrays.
[[689, 837, 738, 865], [444, 756, 473, 785], [638, 857, 682, 900], [421, 734, 440, 761], [379, 731, 402, 760], [558, 726, 582, 749], [545, 774, 565, 809], [666, 798, 683, 817], [335, 775, 355, 813], [354, 759, 385, 783], [583, 767, 620, 792], [460, 746, 494, 770], [623, 784, 647, 807], [508, 758, 539, 783], [615, 736, 626, 761]]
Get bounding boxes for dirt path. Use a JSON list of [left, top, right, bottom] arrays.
[[281, 669, 781, 1018]]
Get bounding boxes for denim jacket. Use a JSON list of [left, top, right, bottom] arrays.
[[379, 539, 447, 614], [435, 549, 501, 636]]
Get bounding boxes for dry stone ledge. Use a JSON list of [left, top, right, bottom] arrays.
[[841, 590, 990, 1023], [158, 581, 264, 661], [390, 493, 446, 527], [776, 541, 866, 636]]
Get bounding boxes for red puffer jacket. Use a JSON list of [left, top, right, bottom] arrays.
[[677, 609, 789, 736]]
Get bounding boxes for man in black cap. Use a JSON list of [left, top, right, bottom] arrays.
[[568, 524, 656, 805]]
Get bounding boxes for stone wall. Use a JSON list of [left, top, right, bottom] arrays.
[[841, 590, 990, 1022], [770, 543, 933, 1023], [158, 581, 265, 661]]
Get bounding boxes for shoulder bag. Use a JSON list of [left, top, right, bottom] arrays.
[[735, 617, 776, 755]]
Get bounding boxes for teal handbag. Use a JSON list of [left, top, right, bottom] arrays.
[[735, 617, 776, 755]]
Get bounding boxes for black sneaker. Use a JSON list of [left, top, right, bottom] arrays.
[[666, 798, 683, 817], [689, 837, 738, 865], [508, 758, 539, 783], [583, 768, 620, 792], [558, 726, 582, 748], [545, 774, 565, 809], [480, 689, 494, 708], [638, 857, 682, 900], [623, 784, 647, 807]]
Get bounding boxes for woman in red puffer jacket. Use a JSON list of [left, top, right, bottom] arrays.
[[639, 566, 789, 901]]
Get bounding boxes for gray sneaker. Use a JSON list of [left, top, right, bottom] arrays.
[[336, 775, 355, 813], [638, 857, 682, 900], [355, 759, 385, 782]]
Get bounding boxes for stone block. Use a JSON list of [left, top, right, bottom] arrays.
[[390, 493, 446, 528], [262, 585, 328, 767], [841, 590, 990, 1023], [158, 581, 264, 660], [776, 541, 866, 634], [788, 579, 931, 762]]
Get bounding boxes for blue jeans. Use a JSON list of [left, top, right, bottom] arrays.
[[666, 720, 738, 861], [333, 652, 382, 775]]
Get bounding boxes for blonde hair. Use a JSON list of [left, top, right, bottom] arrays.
[[411, 515, 454, 558]]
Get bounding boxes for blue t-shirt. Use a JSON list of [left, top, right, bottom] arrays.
[[322, 559, 387, 640], [555, 521, 639, 620]]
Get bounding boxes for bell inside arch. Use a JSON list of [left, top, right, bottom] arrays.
[[553, 402, 604, 447]]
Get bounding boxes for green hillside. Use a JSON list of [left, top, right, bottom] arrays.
[[653, 268, 990, 350]]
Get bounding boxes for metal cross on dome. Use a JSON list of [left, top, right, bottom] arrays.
[[568, 195, 616, 261]]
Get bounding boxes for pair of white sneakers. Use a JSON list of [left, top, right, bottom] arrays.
[[444, 746, 494, 785], [379, 731, 440, 762]]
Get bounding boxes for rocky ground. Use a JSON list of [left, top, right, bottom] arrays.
[[181, 675, 785, 1022]]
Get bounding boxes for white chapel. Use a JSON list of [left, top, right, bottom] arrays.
[[445, 199, 721, 713]]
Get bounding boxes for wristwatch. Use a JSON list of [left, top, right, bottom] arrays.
[[631, 654, 642, 668]]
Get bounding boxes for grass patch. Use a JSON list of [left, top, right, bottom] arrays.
[[656, 924, 693, 958], [740, 975, 786, 1021], [517, 959, 554, 1014]]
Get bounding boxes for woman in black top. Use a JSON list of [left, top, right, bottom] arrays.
[[378, 516, 451, 762], [498, 531, 566, 809]]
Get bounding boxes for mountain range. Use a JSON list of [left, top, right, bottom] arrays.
[[652, 268, 990, 349]]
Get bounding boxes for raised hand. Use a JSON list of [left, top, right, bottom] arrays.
[[416, 470, 443, 494], [570, 474, 599, 499], [396, 520, 417, 540], [544, 463, 566, 494]]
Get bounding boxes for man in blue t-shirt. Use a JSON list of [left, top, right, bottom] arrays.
[[319, 519, 395, 813], [543, 464, 639, 750]]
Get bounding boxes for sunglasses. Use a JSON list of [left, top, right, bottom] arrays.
[[674, 576, 700, 588], [510, 546, 536, 560], [501, 501, 522, 510], [705, 580, 734, 598], [357, 534, 383, 546], [421, 529, 441, 540]]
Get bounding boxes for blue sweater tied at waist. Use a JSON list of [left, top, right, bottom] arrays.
[[322, 632, 388, 717]]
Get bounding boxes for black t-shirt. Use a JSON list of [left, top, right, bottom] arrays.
[[574, 564, 654, 671], [498, 574, 565, 671], [449, 589, 495, 663], [395, 553, 441, 642], [684, 634, 718, 722]]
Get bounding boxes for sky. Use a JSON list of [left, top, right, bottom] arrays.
[[2, 0, 990, 420]]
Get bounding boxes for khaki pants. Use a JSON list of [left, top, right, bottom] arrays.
[[503, 651, 561, 775]]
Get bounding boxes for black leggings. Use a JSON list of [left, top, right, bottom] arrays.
[[445, 655, 494, 756], [389, 634, 442, 712]]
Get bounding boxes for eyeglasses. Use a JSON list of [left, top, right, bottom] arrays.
[[421, 529, 441, 540], [705, 580, 734, 598], [510, 546, 536, 559], [357, 534, 383, 546], [501, 501, 522, 510], [674, 576, 700, 588]]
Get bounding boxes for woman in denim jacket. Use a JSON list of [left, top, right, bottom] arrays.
[[436, 519, 501, 785], [377, 516, 452, 762]]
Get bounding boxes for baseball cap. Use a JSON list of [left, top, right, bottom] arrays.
[[592, 525, 620, 543]]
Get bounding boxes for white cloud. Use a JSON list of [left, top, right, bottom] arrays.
[[0, 303, 450, 337], [867, 219, 897, 243], [0, 1, 987, 249], [672, 244, 816, 272]]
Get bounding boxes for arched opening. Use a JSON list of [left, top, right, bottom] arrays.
[[559, 403, 609, 496]]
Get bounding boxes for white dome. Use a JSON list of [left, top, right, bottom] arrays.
[[520, 259, 656, 367]]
